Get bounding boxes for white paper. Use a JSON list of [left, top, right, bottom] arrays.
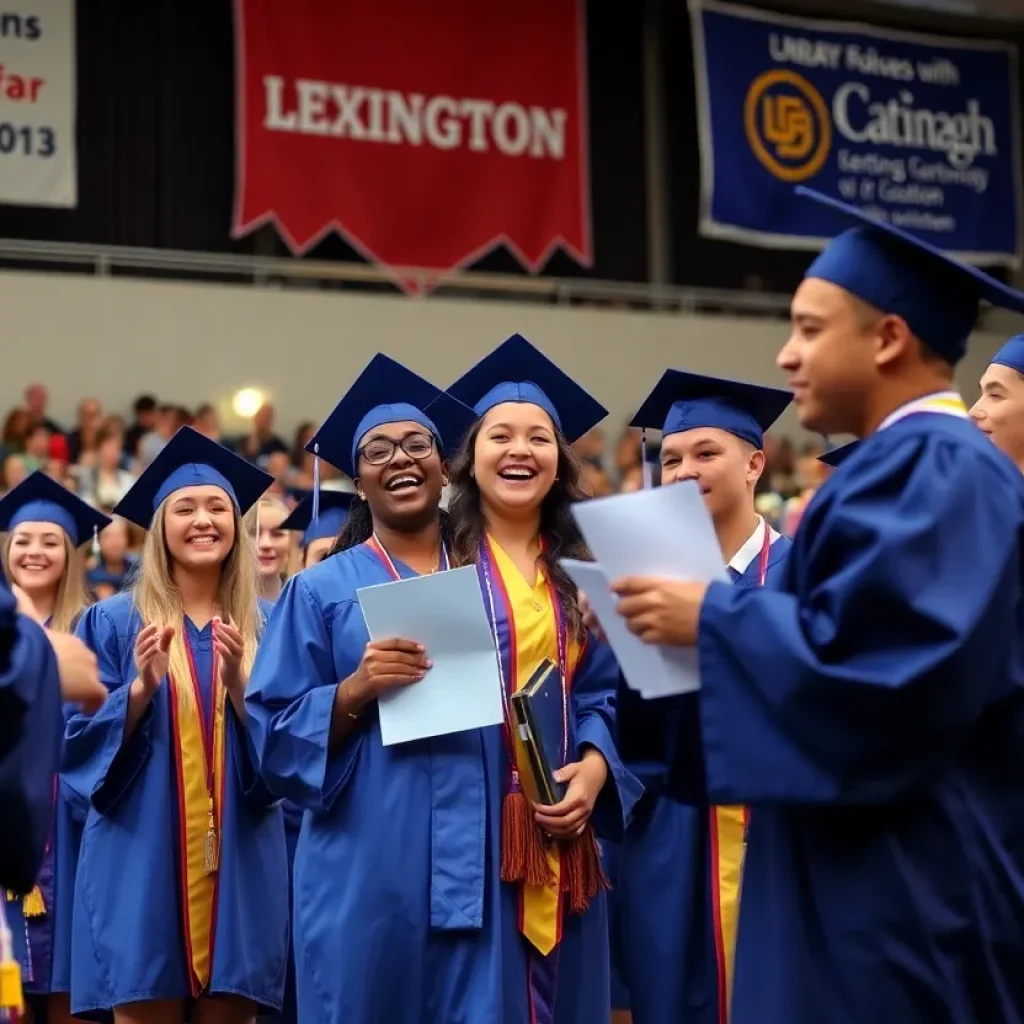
[[356, 566, 504, 746], [568, 482, 728, 699], [572, 481, 729, 584], [563, 559, 701, 698]]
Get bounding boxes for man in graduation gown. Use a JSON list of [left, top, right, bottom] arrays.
[[971, 332, 1024, 472], [610, 373, 792, 1024], [609, 187, 1024, 1023]]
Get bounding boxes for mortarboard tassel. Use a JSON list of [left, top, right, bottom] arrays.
[[311, 443, 321, 524], [641, 428, 652, 490], [91, 525, 100, 559]]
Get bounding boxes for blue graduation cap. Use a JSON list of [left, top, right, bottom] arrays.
[[798, 187, 1024, 365], [0, 471, 111, 547], [818, 441, 860, 469], [991, 333, 1024, 375], [281, 491, 355, 547], [306, 354, 475, 479], [630, 370, 792, 449], [114, 425, 273, 529], [446, 334, 608, 444]]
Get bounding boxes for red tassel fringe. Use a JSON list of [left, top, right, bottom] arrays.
[[500, 791, 609, 915]]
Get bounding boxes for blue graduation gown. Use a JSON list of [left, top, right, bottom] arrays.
[[613, 536, 791, 1024], [245, 542, 639, 1024], [0, 583, 61, 896], [668, 413, 1024, 1022], [63, 592, 289, 1019]]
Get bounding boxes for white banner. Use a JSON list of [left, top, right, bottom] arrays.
[[0, 0, 76, 207]]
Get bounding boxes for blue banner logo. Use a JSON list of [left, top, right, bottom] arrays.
[[693, 0, 1021, 265]]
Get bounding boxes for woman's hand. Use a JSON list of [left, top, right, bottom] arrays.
[[533, 748, 609, 839], [214, 617, 246, 696], [343, 638, 431, 707], [135, 623, 174, 693]]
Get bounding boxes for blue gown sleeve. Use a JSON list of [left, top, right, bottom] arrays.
[[693, 434, 1024, 806], [245, 574, 363, 813], [227, 700, 280, 808], [573, 634, 643, 840], [63, 603, 154, 816], [0, 583, 62, 894]]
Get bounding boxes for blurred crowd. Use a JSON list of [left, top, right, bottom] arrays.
[[0, 383, 830, 600]]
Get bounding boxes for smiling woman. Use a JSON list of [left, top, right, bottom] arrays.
[[246, 354, 530, 1024], [445, 333, 640, 1024], [62, 427, 289, 1024]]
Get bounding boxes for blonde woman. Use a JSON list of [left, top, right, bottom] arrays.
[[0, 472, 110, 1024], [63, 428, 288, 1024], [245, 496, 294, 602]]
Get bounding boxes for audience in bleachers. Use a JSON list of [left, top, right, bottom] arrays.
[[0, 383, 819, 606]]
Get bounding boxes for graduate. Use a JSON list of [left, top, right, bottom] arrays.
[[0, 473, 111, 1024], [63, 427, 288, 1024], [258, 490, 352, 1024], [445, 333, 641, 1024], [247, 355, 515, 1023], [607, 188, 1024, 1023], [246, 496, 294, 603], [609, 373, 791, 1024], [970, 333, 1024, 471], [279, 491, 354, 569]]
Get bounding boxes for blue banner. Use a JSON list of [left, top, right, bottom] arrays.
[[692, 0, 1021, 265]]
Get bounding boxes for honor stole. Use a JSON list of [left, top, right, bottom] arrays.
[[488, 540, 580, 956], [710, 524, 773, 1022], [168, 634, 225, 997]]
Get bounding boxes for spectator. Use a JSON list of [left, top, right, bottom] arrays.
[[137, 403, 182, 468], [580, 460, 614, 497], [289, 421, 317, 489], [79, 425, 137, 508], [193, 403, 222, 442], [1, 452, 27, 493], [264, 450, 293, 498], [573, 427, 607, 469], [66, 396, 103, 464], [23, 382, 63, 435], [237, 402, 289, 467], [123, 393, 158, 460], [22, 423, 51, 472], [1, 407, 31, 455]]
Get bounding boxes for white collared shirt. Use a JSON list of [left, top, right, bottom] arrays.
[[877, 391, 969, 432], [729, 515, 779, 577]]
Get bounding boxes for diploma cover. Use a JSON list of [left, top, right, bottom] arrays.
[[510, 658, 568, 806]]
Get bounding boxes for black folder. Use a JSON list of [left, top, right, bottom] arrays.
[[510, 659, 568, 806]]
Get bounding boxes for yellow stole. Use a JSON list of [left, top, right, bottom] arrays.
[[710, 805, 746, 1021], [168, 635, 226, 996], [490, 540, 581, 956]]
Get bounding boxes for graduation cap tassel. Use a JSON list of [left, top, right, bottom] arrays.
[[641, 428, 652, 490], [91, 525, 100, 559], [311, 443, 321, 524]]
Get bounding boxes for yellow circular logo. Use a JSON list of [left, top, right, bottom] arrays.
[[744, 70, 831, 182]]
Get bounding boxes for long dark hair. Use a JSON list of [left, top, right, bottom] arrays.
[[447, 418, 591, 640], [328, 496, 454, 555]]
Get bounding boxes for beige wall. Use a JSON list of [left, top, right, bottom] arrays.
[[2, 270, 1019, 443]]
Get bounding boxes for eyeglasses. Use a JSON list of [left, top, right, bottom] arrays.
[[358, 432, 436, 466]]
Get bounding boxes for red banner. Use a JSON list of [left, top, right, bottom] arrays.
[[233, 0, 591, 284]]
